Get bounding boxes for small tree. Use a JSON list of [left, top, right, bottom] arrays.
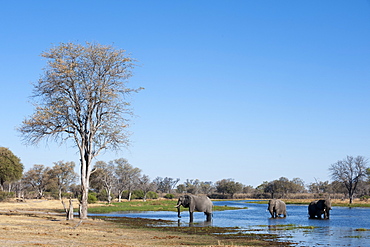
[[184, 179, 200, 194], [137, 175, 154, 202], [22, 164, 52, 199], [0, 147, 24, 191], [114, 158, 141, 201], [200, 181, 214, 195], [329, 155, 368, 203], [90, 161, 116, 203], [50, 161, 78, 200], [153, 177, 180, 194], [215, 179, 243, 198], [18, 42, 141, 219]]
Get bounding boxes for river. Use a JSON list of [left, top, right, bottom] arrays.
[[90, 200, 370, 246]]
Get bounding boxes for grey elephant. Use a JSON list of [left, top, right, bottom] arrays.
[[268, 199, 287, 218], [175, 195, 213, 222], [308, 199, 331, 219]]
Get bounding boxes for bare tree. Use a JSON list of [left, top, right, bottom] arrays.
[[18, 42, 141, 219], [184, 179, 200, 194], [153, 177, 180, 194], [114, 158, 141, 201], [329, 155, 368, 203], [91, 161, 117, 203], [22, 164, 52, 199], [138, 175, 154, 202], [50, 161, 78, 200]]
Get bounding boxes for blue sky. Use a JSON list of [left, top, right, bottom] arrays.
[[1, 1, 370, 187]]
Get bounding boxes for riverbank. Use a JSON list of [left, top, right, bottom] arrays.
[[0, 199, 290, 246], [244, 198, 370, 207]]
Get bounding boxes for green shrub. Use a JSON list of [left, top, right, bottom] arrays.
[[0, 192, 14, 201], [360, 195, 370, 201], [88, 193, 98, 203], [131, 190, 144, 199], [79, 192, 98, 203], [164, 193, 174, 199], [146, 191, 158, 199], [96, 190, 114, 202]]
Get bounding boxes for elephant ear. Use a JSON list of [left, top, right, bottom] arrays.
[[183, 195, 191, 207]]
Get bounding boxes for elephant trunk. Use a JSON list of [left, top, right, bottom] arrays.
[[175, 201, 181, 218]]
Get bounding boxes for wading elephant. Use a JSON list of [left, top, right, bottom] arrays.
[[268, 199, 287, 218], [175, 195, 213, 222], [308, 199, 331, 219]]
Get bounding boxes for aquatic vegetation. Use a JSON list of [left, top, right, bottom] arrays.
[[264, 224, 317, 231], [345, 235, 363, 238], [355, 228, 370, 231], [96, 216, 294, 246]]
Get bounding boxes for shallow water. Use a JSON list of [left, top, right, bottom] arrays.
[[90, 200, 370, 246]]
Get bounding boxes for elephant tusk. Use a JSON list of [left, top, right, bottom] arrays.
[[175, 205, 180, 208]]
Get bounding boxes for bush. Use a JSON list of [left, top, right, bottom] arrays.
[[0, 192, 14, 201], [96, 190, 108, 201], [146, 191, 158, 199], [360, 195, 370, 201], [164, 193, 175, 199], [88, 193, 98, 203], [43, 191, 60, 200], [131, 190, 144, 199], [79, 192, 98, 203]]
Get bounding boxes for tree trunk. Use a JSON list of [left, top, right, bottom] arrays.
[[143, 192, 147, 202], [67, 199, 74, 220], [106, 188, 112, 204], [118, 191, 122, 202], [128, 191, 132, 201], [80, 182, 89, 219], [79, 145, 92, 219]]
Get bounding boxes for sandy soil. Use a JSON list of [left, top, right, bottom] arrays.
[[0, 200, 242, 247]]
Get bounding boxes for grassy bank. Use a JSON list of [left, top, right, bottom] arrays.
[[88, 199, 245, 214]]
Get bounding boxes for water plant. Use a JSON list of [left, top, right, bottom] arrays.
[[355, 228, 370, 231]]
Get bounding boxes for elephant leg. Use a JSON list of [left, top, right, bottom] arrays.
[[189, 212, 194, 223], [205, 212, 212, 222]]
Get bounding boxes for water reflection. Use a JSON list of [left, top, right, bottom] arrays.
[[90, 200, 370, 246]]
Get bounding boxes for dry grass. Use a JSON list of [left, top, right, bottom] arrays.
[[0, 200, 255, 246]]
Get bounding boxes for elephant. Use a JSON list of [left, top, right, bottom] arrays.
[[308, 199, 331, 219], [175, 195, 213, 222], [268, 199, 287, 218]]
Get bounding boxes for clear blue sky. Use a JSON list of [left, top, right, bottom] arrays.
[[1, 1, 370, 187]]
